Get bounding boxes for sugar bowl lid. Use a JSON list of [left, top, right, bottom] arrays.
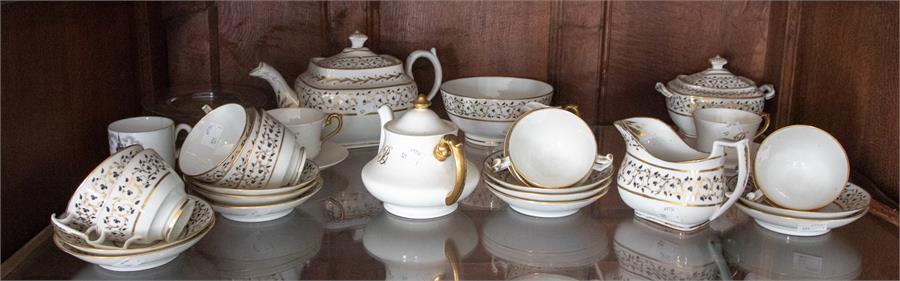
[[385, 96, 456, 136], [665, 56, 768, 98], [313, 31, 402, 70]]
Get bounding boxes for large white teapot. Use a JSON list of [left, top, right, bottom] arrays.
[[361, 96, 479, 219], [251, 31, 442, 148]]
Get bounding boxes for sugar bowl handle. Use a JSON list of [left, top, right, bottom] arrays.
[[405, 48, 443, 100], [434, 134, 466, 206]]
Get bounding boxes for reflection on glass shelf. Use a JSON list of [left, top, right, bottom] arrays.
[[363, 212, 477, 281], [194, 210, 325, 280], [723, 222, 861, 280], [483, 209, 608, 280], [612, 217, 729, 280]]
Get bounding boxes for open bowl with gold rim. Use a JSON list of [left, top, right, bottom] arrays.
[[440, 77, 553, 146]]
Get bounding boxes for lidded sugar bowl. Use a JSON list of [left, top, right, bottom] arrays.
[[251, 31, 443, 148], [655, 56, 775, 137], [361, 96, 479, 219]]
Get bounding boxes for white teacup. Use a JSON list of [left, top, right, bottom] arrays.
[[179, 104, 252, 183], [267, 108, 343, 159], [693, 108, 770, 153], [88, 149, 192, 248], [109, 116, 192, 167], [754, 125, 849, 210]]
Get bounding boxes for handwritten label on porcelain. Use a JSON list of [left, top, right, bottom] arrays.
[[201, 122, 225, 147], [792, 251, 824, 274], [797, 223, 827, 233], [658, 206, 682, 223]]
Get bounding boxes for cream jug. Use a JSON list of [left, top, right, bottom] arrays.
[[614, 117, 749, 231], [360, 96, 479, 219]]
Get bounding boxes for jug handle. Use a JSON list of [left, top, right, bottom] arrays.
[[434, 134, 466, 205], [708, 139, 749, 221], [405, 48, 443, 100]]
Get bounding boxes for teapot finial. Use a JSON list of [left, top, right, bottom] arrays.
[[413, 95, 431, 109], [709, 55, 728, 70], [349, 31, 368, 49]]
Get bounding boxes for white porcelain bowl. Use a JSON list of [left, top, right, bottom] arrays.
[[754, 125, 849, 210], [440, 77, 553, 146], [486, 183, 608, 218], [179, 104, 249, 180], [504, 107, 596, 188]]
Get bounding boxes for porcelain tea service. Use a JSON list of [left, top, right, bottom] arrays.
[[252, 31, 443, 148], [656, 56, 776, 137], [108, 116, 193, 166], [440, 76, 553, 146], [54, 195, 215, 271], [361, 96, 479, 219], [615, 117, 751, 231], [693, 108, 769, 153], [267, 107, 343, 159], [52, 147, 193, 249]]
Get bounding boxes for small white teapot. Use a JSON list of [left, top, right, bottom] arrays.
[[361, 96, 479, 219]]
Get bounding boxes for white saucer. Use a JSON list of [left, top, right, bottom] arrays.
[[211, 178, 323, 222], [736, 202, 867, 236], [312, 141, 349, 170], [739, 182, 870, 219]]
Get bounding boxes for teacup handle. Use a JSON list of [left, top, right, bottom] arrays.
[[434, 135, 466, 206], [321, 113, 343, 142], [85, 228, 110, 248], [754, 113, 770, 138], [50, 214, 92, 241], [708, 139, 749, 221], [593, 153, 614, 171], [490, 156, 512, 172], [174, 123, 192, 158]]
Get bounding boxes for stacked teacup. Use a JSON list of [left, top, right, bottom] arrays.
[[735, 125, 870, 236], [51, 145, 215, 271], [178, 104, 322, 223], [483, 103, 615, 218]]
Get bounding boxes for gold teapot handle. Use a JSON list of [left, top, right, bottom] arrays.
[[322, 113, 344, 141], [434, 135, 466, 206], [562, 104, 581, 117]]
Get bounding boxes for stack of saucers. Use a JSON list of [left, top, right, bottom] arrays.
[[178, 104, 322, 222], [736, 125, 869, 236], [186, 160, 323, 223], [50, 145, 215, 271], [483, 151, 614, 218], [482, 103, 614, 218], [736, 180, 870, 237]]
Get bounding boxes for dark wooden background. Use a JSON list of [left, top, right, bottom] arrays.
[[2, 1, 897, 261]]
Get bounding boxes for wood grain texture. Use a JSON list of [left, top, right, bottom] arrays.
[[601, 1, 772, 124], [763, 1, 802, 128], [790, 1, 899, 200], [1, 2, 141, 261], [163, 2, 215, 86], [551, 1, 608, 125], [133, 2, 170, 107], [324, 1, 370, 54], [216, 1, 326, 92], [378, 1, 553, 117]]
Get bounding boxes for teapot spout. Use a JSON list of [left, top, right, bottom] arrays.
[[250, 62, 301, 108], [376, 105, 394, 150]]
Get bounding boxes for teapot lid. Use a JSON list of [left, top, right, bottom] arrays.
[[313, 31, 402, 70], [665, 56, 764, 98], [385, 96, 456, 136]]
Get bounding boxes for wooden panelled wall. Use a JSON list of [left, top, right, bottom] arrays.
[[1, 1, 897, 261], [157, 1, 898, 198]]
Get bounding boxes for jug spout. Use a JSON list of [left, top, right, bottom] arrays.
[[376, 105, 394, 150], [250, 62, 301, 108]]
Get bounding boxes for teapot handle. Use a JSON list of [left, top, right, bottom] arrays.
[[434, 134, 466, 205], [708, 139, 750, 221], [405, 48, 443, 100]]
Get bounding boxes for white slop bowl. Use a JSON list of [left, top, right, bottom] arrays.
[[754, 125, 849, 210], [440, 77, 553, 146]]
